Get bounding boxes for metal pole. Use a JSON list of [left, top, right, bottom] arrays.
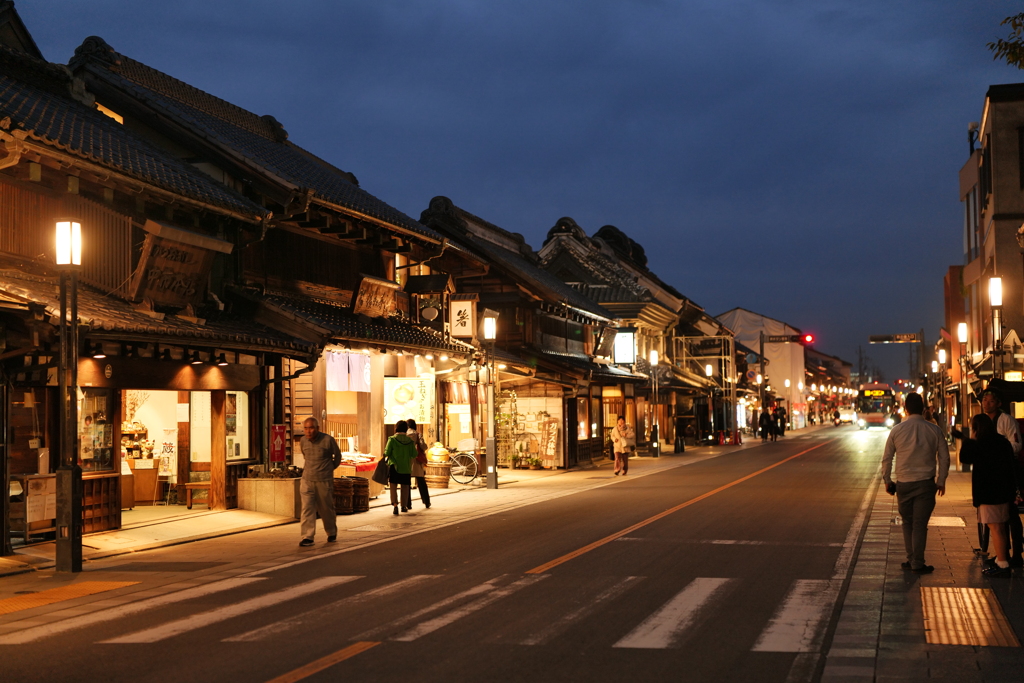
[[485, 347, 497, 489], [759, 331, 765, 410], [56, 271, 82, 573], [1, 380, 10, 556]]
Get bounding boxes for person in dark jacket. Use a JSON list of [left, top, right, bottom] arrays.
[[406, 418, 431, 509], [958, 413, 1019, 577], [759, 409, 774, 443]]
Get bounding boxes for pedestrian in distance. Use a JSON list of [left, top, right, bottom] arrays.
[[980, 388, 1024, 568], [610, 416, 636, 475], [758, 408, 773, 443], [406, 418, 431, 509], [955, 413, 1019, 577], [881, 392, 950, 574], [298, 417, 342, 547], [776, 405, 787, 437], [383, 419, 417, 515]]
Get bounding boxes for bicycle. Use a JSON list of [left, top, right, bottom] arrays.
[[448, 438, 480, 485]]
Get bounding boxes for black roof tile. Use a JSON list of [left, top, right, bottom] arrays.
[[0, 45, 266, 219]]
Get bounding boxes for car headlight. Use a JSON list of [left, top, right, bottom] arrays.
[[858, 419, 866, 426], [885, 418, 894, 427]]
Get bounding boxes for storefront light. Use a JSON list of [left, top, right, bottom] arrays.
[[798, 382, 803, 390], [613, 328, 636, 364], [957, 322, 968, 343], [990, 277, 1003, 307], [705, 364, 713, 377], [91, 343, 106, 359], [756, 374, 763, 384], [217, 353, 229, 366], [498, 363, 507, 370], [938, 349, 946, 365], [425, 354, 434, 361], [440, 354, 448, 361], [931, 360, 938, 373], [784, 379, 790, 388], [811, 383, 816, 391], [482, 308, 499, 341], [650, 349, 659, 365]]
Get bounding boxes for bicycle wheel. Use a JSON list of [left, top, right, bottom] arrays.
[[449, 453, 479, 484]]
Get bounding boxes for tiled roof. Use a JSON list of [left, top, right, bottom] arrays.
[[0, 266, 315, 354], [256, 290, 476, 355], [0, 45, 266, 219], [531, 349, 647, 383], [71, 37, 443, 243], [464, 235, 613, 320], [568, 283, 649, 304]]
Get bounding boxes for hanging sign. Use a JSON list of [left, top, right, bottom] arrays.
[[129, 220, 233, 307], [270, 424, 287, 462], [449, 299, 476, 338], [383, 377, 435, 430], [352, 275, 400, 318]]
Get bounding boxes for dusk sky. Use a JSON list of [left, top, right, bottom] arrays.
[[19, 1, 1024, 381]]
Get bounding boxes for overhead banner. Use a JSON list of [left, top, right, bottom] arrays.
[[383, 377, 435, 430]]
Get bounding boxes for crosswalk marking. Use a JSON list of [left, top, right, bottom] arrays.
[[392, 575, 549, 642], [101, 577, 359, 644], [355, 575, 507, 640], [0, 577, 265, 645], [752, 579, 839, 652], [520, 576, 643, 646], [614, 577, 735, 649], [225, 575, 437, 642]]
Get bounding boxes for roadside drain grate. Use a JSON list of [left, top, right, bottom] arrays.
[[94, 562, 227, 572], [921, 587, 1020, 646]]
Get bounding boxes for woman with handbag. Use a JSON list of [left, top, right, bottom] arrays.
[[610, 416, 636, 476], [956, 413, 1019, 577], [383, 420, 417, 515], [406, 418, 431, 509]]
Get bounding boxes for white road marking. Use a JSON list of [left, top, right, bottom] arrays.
[[101, 576, 358, 644], [0, 577, 265, 645], [224, 575, 437, 642], [520, 576, 643, 646], [392, 574, 549, 642], [752, 579, 840, 652], [614, 577, 734, 649], [355, 576, 507, 640], [616, 538, 843, 547]]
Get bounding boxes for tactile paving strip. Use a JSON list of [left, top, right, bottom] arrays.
[[921, 587, 1020, 646], [0, 581, 138, 616]]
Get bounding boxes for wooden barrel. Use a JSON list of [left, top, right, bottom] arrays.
[[424, 462, 451, 489], [333, 478, 354, 515], [349, 477, 369, 512]]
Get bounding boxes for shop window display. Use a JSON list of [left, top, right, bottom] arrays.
[[79, 388, 115, 472]]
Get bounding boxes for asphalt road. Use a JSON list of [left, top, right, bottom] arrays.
[[2, 427, 887, 683]]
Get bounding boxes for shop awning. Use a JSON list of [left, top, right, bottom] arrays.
[[239, 288, 477, 357], [0, 266, 316, 357]]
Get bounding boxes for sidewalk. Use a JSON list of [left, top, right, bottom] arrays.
[[0, 437, 764, 578], [823, 470, 1024, 682]]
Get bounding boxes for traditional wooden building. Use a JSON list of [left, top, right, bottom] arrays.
[[66, 36, 480, 468], [538, 219, 734, 446], [0, 32, 325, 552], [420, 197, 642, 468]]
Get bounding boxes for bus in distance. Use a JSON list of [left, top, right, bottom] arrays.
[[856, 383, 895, 429]]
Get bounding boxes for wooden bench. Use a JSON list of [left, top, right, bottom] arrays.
[[184, 482, 211, 509]]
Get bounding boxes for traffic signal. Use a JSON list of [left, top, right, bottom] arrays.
[[802, 333, 815, 344]]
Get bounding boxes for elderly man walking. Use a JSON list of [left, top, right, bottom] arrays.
[[298, 417, 342, 547], [881, 392, 950, 574]]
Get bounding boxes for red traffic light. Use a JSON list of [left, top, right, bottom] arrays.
[[802, 334, 815, 344]]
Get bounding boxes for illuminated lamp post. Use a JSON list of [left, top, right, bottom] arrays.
[[958, 321, 969, 438], [55, 219, 83, 573], [482, 309, 499, 489], [938, 348, 948, 429], [990, 277, 1003, 379], [649, 349, 659, 457], [705, 363, 715, 441]]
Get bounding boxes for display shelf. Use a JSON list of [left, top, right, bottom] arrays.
[[82, 474, 121, 533]]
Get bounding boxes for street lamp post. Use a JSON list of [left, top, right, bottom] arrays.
[[958, 321, 969, 442], [650, 349, 659, 457], [991, 277, 1003, 379], [55, 219, 83, 573], [705, 363, 714, 441], [482, 309, 499, 489]]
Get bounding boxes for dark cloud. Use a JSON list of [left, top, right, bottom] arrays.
[[20, 0, 1024, 379]]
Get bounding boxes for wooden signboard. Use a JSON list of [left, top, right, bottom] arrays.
[[352, 275, 400, 318], [129, 220, 233, 307]]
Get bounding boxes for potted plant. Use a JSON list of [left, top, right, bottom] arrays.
[[509, 454, 521, 469], [527, 457, 543, 470]]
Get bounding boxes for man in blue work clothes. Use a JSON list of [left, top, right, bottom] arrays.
[[298, 417, 342, 547], [881, 392, 950, 574]]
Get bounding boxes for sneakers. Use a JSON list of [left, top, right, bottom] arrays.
[[911, 565, 935, 574], [327, 535, 336, 543], [983, 564, 1012, 577], [299, 538, 314, 547]]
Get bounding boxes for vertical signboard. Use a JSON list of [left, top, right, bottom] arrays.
[[270, 424, 287, 462]]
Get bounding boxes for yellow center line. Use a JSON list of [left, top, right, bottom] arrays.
[[0, 581, 139, 616], [526, 441, 832, 574], [265, 642, 380, 683]]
